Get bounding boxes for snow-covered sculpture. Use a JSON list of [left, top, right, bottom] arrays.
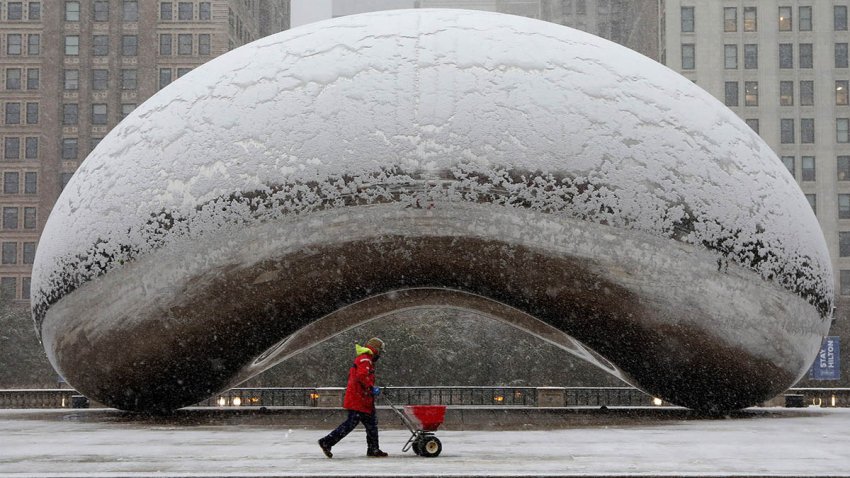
[[32, 9, 832, 412]]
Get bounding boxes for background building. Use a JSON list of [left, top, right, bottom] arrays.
[[662, 1, 849, 386], [0, 0, 290, 303]]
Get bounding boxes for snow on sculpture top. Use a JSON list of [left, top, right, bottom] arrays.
[[32, 9, 832, 326]]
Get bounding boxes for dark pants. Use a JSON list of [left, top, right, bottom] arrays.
[[320, 409, 380, 452]]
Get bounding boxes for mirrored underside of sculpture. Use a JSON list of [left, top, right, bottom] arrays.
[[32, 9, 833, 413]]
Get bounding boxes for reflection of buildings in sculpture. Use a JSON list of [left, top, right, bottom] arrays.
[[0, 1, 291, 303], [32, 10, 832, 413]]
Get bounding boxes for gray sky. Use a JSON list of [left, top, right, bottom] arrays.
[[291, 0, 417, 27]]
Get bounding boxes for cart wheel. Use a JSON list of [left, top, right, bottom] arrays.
[[411, 440, 422, 456], [419, 436, 442, 457]]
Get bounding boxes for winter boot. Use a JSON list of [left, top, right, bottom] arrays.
[[318, 439, 333, 458], [367, 449, 389, 457]]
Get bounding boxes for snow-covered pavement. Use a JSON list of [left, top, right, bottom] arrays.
[[1, 407, 849, 477]]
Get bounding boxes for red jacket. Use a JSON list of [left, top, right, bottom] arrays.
[[342, 346, 377, 413]]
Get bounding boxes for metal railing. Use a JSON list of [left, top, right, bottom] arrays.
[[0, 389, 77, 409], [565, 387, 656, 407], [3, 386, 850, 409], [383, 386, 537, 406]]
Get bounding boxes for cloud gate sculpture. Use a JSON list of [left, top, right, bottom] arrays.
[[32, 9, 833, 412]]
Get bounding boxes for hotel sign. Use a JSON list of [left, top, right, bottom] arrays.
[[810, 336, 840, 380]]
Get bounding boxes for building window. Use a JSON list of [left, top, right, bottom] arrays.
[[841, 194, 850, 218], [837, 43, 849, 68], [799, 6, 812, 31], [199, 34, 210, 55], [92, 69, 108, 90], [799, 43, 813, 69], [7, 2, 23, 20], [93, 35, 109, 56], [2, 242, 16, 265], [681, 6, 694, 32], [24, 171, 36, 194], [724, 82, 739, 106], [27, 34, 39, 55], [4, 138, 19, 159], [178, 2, 193, 20], [90, 138, 102, 152], [160, 2, 172, 20], [7, 34, 22, 55], [836, 232, 849, 257], [4, 172, 18, 194], [800, 80, 815, 106], [779, 6, 792, 31], [744, 7, 757, 32], [3, 207, 18, 229], [65, 1, 80, 21], [744, 44, 758, 69], [121, 103, 136, 120], [94, 0, 109, 21], [681, 44, 695, 70], [745, 81, 758, 106], [122, 35, 137, 56], [806, 194, 817, 214], [92, 104, 107, 125], [199, 2, 211, 20], [5, 103, 21, 124], [121, 69, 137, 90], [0, 277, 15, 300], [6, 68, 21, 90], [63, 69, 79, 90], [840, 156, 850, 181], [22, 243, 34, 264], [25, 3, 39, 23], [26, 68, 38, 90], [26, 102, 37, 124], [177, 67, 192, 78], [60, 173, 73, 190], [724, 7, 737, 32], [837, 6, 848, 31], [781, 156, 795, 177], [781, 118, 795, 143], [724, 44, 737, 69], [745, 118, 759, 134], [23, 207, 35, 229], [779, 43, 793, 68], [838, 118, 850, 143], [159, 68, 172, 89], [801, 155, 815, 179], [25, 137, 37, 159], [65, 35, 79, 55], [160, 34, 172, 55], [62, 103, 79, 125], [838, 81, 849, 106], [61, 138, 78, 159], [123, 0, 138, 21], [178, 34, 192, 55], [28, 2, 40, 21]]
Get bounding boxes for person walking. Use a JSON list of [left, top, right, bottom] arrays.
[[318, 337, 388, 458]]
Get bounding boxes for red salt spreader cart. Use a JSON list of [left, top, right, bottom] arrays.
[[382, 396, 446, 457]]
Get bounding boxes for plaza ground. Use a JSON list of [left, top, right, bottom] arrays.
[[1, 406, 849, 477]]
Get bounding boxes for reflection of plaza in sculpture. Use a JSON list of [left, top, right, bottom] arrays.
[[32, 9, 832, 413]]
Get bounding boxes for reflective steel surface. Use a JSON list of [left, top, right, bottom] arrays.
[[33, 10, 832, 412]]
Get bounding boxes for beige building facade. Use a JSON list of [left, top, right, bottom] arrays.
[[662, 1, 850, 385], [0, 0, 289, 303]]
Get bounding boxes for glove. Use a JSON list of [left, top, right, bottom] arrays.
[[371, 386, 381, 396]]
